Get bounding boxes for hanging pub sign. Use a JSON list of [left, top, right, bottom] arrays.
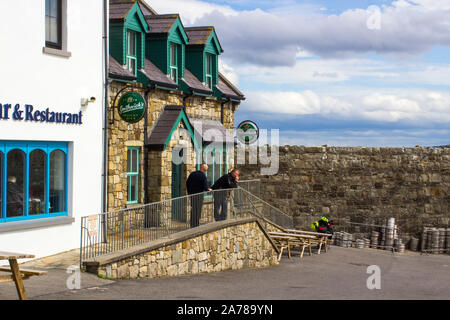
[[117, 92, 146, 123], [236, 120, 259, 145]]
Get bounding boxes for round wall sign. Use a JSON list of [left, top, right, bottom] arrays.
[[236, 120, 259, 145], [117, 92, 146, 123]]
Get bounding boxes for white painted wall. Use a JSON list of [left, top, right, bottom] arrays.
[[0, 0, 105, 258]]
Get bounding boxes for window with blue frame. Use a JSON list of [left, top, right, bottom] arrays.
[[202, 147, 228, 192], [169, 42, 178, 83], [127, 147, 140, 204], [205, 53, 213, 89], [0, 141, 68, 223]]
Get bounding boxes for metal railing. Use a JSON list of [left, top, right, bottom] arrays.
[[238, 179, 261, 198], [234, 187, 293, 230], [80, 183, 292, 265]]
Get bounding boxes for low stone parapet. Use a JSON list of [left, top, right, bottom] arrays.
[[84, 218, 279, 279]]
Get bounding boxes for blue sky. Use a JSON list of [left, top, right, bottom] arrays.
[[149, 0, 450, 147]]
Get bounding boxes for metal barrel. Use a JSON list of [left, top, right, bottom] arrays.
[[409, 237, 419, 251], [356, 239, 365, 249], [387, 217, 395, 228], [446, 228, 450, 255], [439, 228, 446, 254], [364, 238, 370, 248], [421, 227, 428, 252], [371, 231, 379, 249], [397, 243, 405, 253], [431, 228, 439, 254], [385, 225, 394, 250], [426, 228, 434, 253]]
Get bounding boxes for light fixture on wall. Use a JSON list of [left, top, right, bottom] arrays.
[[81, 97, 96, 111]]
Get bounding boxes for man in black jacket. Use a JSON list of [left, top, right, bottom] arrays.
[[211, 169, 239, 221], [186, 164, 211, 228]]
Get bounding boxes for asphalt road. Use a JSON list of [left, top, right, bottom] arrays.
[[1, 246, 449, 300]]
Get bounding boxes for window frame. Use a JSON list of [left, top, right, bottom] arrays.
[[45, 0, 63, 50], [0, 141, 68, 223], [205, 53, 213, 89], [169, 42, 178, 83], [126, 30, 137, 76], [200, 147, 228, 198], [126, 147, 140, 204]]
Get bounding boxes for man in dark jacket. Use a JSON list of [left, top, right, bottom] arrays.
[[186, 164, 211, 228], [211, 169, 239, 221]]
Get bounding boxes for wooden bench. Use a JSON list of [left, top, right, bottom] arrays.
[[284, 229, 333, 254], [0, 251, 47, 300], [268, 234, 296, 260], [268, 232, 314, 259]]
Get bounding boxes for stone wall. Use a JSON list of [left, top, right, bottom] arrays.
[[237, 146, 450, 242], [93, 219, 279, 279]]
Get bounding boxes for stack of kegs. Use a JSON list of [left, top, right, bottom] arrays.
[[356, 239, 365, 249], [380, 226, 386, 249], [420, 226, 450, 254], [439, 228, 446, 254], [364, 238, 370, 248], [447, 228, 450, 255], [385, 218, 395, 250], [371, 231, 379, 249]]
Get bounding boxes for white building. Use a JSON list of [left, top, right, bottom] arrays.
[[0, 0, 107, 258]]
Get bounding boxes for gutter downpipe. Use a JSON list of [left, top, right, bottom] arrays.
[[221, 98, 230, 124], [144, 84, 156, 206], [101, 0, 109, 240]]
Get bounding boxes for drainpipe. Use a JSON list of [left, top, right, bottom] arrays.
[[143, 85, 156, 205], [220, 98, 230, 124], [183, 92, 194, 111], [102, 0, 109, 214]]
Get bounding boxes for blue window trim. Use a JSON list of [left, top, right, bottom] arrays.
[[0, 140, 68, 223], [126, 147, 140, 204], [198, 146, 228, 199]]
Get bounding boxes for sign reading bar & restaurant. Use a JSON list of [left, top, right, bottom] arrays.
[[0, 103, 83, 124], [117, 92, 146, 123]]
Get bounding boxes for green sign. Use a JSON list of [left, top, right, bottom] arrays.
[[117, 92, 145, 123]]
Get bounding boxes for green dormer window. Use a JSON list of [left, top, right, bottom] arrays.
[[126, 30, 137, 76], [145, 14, 188, 88], [169, 42, 178, 83], [109, 1, 149, 81], [206, 53, 213, 89], [185, 27, 223, 95]]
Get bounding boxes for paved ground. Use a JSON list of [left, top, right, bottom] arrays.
[[1, 246, 449, 300]]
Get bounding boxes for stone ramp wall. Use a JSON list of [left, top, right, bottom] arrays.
[[84, 218, 279, 280], [238, 146, 450, 242]]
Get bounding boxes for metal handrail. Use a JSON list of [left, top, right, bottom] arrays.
[[79, 181, 294, 265]]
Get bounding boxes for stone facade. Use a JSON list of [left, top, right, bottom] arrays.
[[96, 220, 279, 279], [238, 146, 450, 242], [107, 81, 238, 211]]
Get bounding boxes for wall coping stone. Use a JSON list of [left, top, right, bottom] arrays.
[[83, 217, 279, 268]]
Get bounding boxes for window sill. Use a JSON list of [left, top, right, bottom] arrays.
[[126, 203, 142, 209], [43, 46, 72, 58], [0, 216, 75, 233]]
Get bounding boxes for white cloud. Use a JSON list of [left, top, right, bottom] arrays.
[[278, 128, 450, 147], [144, 0, 237, 25], [188, 0, 450, 66], [218, 60, 239, 85], [243, 89, 450, 123]]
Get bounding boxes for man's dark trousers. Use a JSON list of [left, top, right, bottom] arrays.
[[190, 193, 204, 228], [213, 190, 228, 221]]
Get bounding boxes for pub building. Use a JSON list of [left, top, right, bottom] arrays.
[[0, 0, 105, 258], [0, 0, 244, 260], [107, 0, 244, 211]]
